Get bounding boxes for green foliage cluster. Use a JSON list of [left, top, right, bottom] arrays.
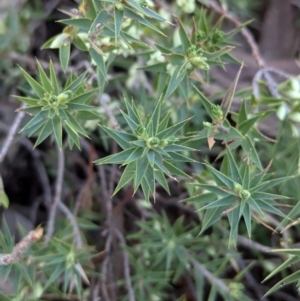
[[0, 0, 300, 300]]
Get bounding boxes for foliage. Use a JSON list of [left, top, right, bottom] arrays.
[[94, 96, 196, 200], [0, 0, 299, 300]]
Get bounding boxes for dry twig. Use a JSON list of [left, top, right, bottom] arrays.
[[114, 229, 135, 301], [0, 228, 43, 265], [44, 145, 65, 246], [0, 103, 26, 163]]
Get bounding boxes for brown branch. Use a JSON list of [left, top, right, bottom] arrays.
[[185, 251, 230, 293], [101, 232, 113, 301], [0, 103, 26, 163], [44, 145, 65, 246], [0, 228, 43, 265], [114, 229, 135, 301]]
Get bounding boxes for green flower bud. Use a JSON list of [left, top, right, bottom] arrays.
[[159, 136, 178, 147], [66, 251, 75, 269], [57, 90, 73, 103], [196, 30, 207, 41], [139, 0, 148, 8], [233, 182, 243, 193], [186, 45, 197, 58], [48, 95, 58, 105], [135, 125, 147, 138], [186, 62, 193, 69], [211, 104, 223, 121], [289, 112, 300, 123], [190, 56, 209, 70], [212, 29, 224, 44], [115, 2, 124, 11], [239, 189, 251, 200], [203, 121, 213, 129], [147, 137, 160, 148], [166, 136, 178, 144]]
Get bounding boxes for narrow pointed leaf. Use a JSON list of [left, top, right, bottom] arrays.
[[49, 60, 59, 95], [200, 195, 236, 210], [148, 97, 162, 135], [176, 17, 191, 54], [250, 175, 297, 193], [164, 161, 191, 178], [153, 152, 171, 175], [122, 147, 144, 165], [250, 162, 272, 187], [144, 165, 155, 194], [52, 115, 63, 149], [158, 111, 171, 132], [165, 152, 197, 163], [64, 111, 88, 136], [240, 137, 262, 169], [19, 67, 47, 98], [94, 148, 136, 165], [99, 126, 135, 149], [113, 162, 136, 195], [262, 256, 299, 283], [36, 60, 52, 91], [193, 86, 215, 120], [251, 192, 290, 200], [157, 118, 191, 140], [125, 99, 141, 125], [221, 64, 243, 119], [256, 200, 287, 218], [0, 176, 9, 208], [163, 144, 195, 152], [243, 202, 251, 238], [238, 114, 262, 135], [206, 165, 234, 188], [226, 147, 241, 183], [120, 111, 139, 133], [164, 66, 186, 100], [13, 95, 39, 106], [263, 270, 300, 298], [68, 90, 97, 104], [114, 7, 124, 42], [134, 156, 149, 193], [182, 192, 217, 204], [64, 122, 80, 149], [124, 7, 165, 36], [228, 206, 240, 247], [20, 111, 47, 132], [65, 71, 88, 92], [201, 206, 227, 233], [34, 120, 53, 147], [90, 9, 112, 31], [59, 43, 70, 72], [196, 184, 231, 197], [58, 18, 92, 30], [147, 150, 155, 166], [155, 170, 170, 194], [247, 198, 266, 220]]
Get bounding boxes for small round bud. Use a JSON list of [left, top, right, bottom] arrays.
[[239, 189, 251, 200], [186, 45, 197, 58], [57, 90, 72, 103], [190, 56, 209, 70], [147, 137, 160, 148], [211, 104, 223, 121], [135, 125, 147, 138], [233, 182, 243, 193], [115, 2, 124, 11], [203, 121, 213, 129]]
